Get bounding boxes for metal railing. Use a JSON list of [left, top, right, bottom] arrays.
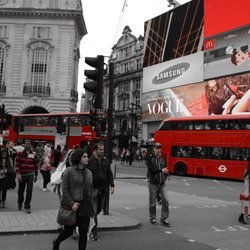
[[23, 83, 50, 96]]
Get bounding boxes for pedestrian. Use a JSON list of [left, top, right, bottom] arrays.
[[0, 148, 12, 208], [39, 148, 52, 191], [13, 140, 24, 153], [15, 139, 38, 213], [53, 145, 63, 168], [238, 158, 250, 224], [35, 142, 44, 161], [6, 141, 17, 168], [147, 142, 170, 226], [87, 141, 115, 241], [53, 148, 95, 250]]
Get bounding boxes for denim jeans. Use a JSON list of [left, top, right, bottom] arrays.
[[17, 175, 34, 209], [148, 182, 169, 221]]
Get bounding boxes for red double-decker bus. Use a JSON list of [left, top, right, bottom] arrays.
[[154, 114, 250, 180], [5, 112, 107, 151]]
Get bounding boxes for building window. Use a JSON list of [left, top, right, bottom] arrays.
[[0, 26, 7, 38], [120, 97, 129, 110], [125, 47, 131, 58], [135, 78, 141, 90], [136, 58, 142, 69], [124, 62, 129, 73], [23, 0, 32, 8], [135, 95, 140, 107], [124, 82, 129, 92], [0, 47, 6, 85], [49, 0, 58, 8], [32, 27, 50, 39], [134, 117, 138, 130], [30, 48, 48, 88]]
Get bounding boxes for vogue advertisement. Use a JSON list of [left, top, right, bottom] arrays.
[[142, 73, 250, 122], [204, 25, 250, 79]]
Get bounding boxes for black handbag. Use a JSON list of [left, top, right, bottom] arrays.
[[57, 205, 76, 226], [6, 171, 16, 189]]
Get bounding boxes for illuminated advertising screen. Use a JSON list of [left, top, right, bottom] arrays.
[[204, 25, 250, 79], [204, 0, 250, 39], [142, 72, 250, 122], [143, 52, 203, 93], [143, 0, 203, 68]]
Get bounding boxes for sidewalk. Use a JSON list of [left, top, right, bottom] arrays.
[[0, 209, 140, 235], [0, 170, 140, 235]]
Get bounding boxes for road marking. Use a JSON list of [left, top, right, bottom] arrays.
[[164, 231, 172, 234], [188, 239, 196, 242], [212, 226, 249, 232], [124, 207, 137, 210], [212, 180, 234, 191]]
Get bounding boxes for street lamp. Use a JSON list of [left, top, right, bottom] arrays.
[[128, 103, 142, 165]]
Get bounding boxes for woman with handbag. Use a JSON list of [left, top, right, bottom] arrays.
[[39, 149, 52, 191], [53, 148, 95, 250]]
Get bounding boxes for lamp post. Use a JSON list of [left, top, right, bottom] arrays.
[[128, 103, 141, 165]]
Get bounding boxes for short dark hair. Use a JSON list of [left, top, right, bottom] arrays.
[[70, 148, 87, 165], [94, 141, 105, 150]]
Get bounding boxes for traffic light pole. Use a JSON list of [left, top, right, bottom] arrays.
[[103, 62, 114, 216], [106, 62, 114, 163]]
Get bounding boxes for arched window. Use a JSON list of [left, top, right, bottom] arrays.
[[0, 40, 9, 90]]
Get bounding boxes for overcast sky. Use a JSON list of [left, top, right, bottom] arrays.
[[77, 0, 190, 110]]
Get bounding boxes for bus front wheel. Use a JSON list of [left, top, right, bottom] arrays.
[[174, 162, 187, 176]]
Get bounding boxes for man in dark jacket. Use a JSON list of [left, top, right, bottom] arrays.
[[147, 142, 170, 226], [87, 141, 114, 241]]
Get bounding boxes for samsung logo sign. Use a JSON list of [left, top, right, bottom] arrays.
[[152, 63, 190, 84]]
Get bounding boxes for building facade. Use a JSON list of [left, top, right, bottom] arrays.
[[104, 26, 144, 153], [0, 0, 86, 114]]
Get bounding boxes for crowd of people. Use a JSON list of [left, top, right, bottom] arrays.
[[0, 139, 115, 250]]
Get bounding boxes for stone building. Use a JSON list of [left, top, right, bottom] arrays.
[[104, 26, 144, 153], [0, 0, 86, 114]]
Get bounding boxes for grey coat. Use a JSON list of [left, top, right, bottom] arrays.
[[61, 164, 93, 209]]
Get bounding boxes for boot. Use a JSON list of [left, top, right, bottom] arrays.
[[238, 213, 247, 224], [52, 239, 60, 250]]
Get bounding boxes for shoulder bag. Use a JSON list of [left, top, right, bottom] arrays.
[[57, 205, 76, 226]]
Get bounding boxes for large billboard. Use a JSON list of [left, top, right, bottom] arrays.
[[204, 25, 250, 80], [142, 72, 250, 122], [143, 52, 203, 93], [143, 0, 203, 68], [204, 0, 250, 39]]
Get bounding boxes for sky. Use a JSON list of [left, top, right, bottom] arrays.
[[77, 0, 190, 111]]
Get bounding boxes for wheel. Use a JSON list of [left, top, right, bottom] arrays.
[[174, 162, 187, 176]]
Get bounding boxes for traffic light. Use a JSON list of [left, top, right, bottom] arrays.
[[84, 55, 104, 109], [89, 110, 97, 130], [56, 116, 66, 134]]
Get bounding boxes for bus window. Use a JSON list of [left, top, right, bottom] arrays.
[[47, 116, 57, 126], [158, 121, 172, 130], [69, 115, 78, 125], [36, 117, 47, 126], [79, 115, 90, 126], [194, 122, 205, 130]]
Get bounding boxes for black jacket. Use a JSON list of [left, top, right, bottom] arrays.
[[147, 154, 168, 185], [87, 155, 114, 189]]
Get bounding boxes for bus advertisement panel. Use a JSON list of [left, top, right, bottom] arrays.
[[154, 114, 250, 180], [142, 72, 250, 122]]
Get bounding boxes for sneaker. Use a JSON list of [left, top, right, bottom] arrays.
[[90, 233, 98, 241], [161, 219, 170, 227], [1, 202, 5, 208], [150, 218, 157, 225], [42, 188, 47, 192], [25, 208, 31, 214], [18, 204, 22, 211]]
